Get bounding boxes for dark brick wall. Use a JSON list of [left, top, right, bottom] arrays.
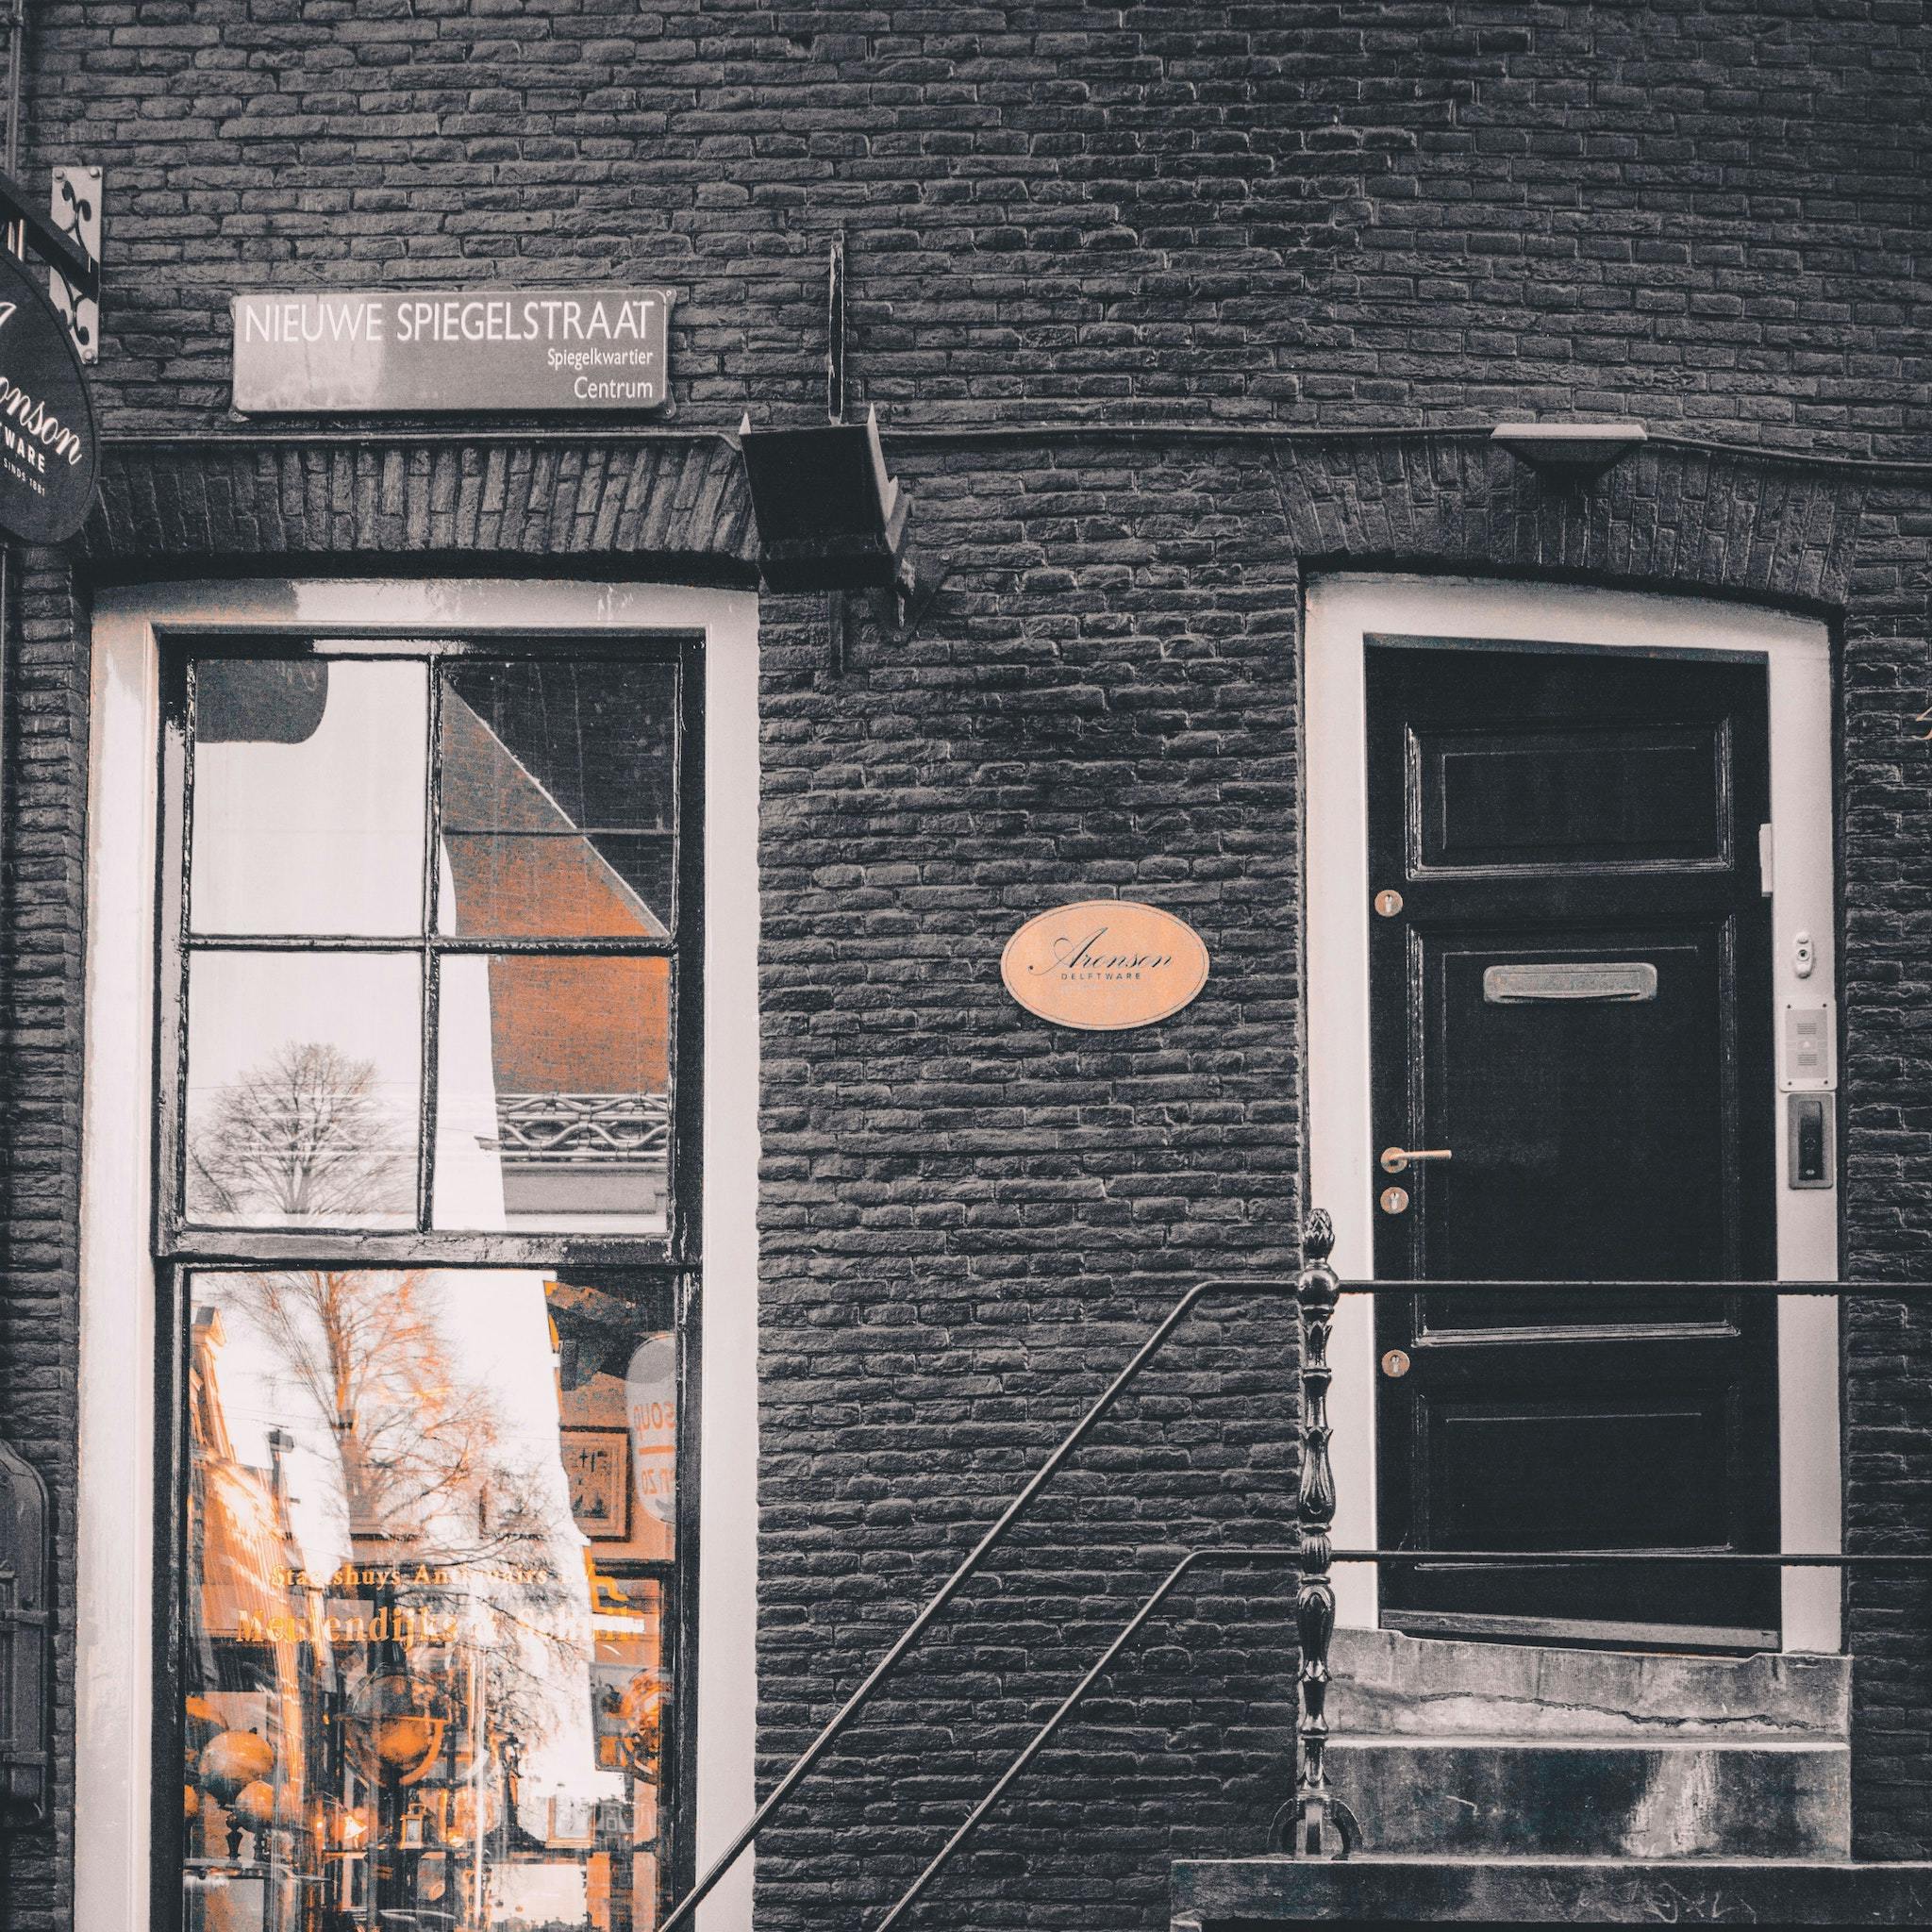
[[18, 0, 1931, 452], [0, 557, 90, 1932], [749, 438, 1932, 1924], [0, 4, 1927, 1930], [754, 443, 1306, 1929], [1839, 481, 1932, 1862]]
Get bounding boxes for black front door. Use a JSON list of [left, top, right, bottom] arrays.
[[1367, 638, 1779, 1648]]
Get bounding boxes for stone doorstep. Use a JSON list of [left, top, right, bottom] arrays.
[[1326, 1735, 1850, 1860], [1170, 1856, 1932, 1927], [1328, 1626, 1851, 1738], [1320, 1631, 1854, 1862]]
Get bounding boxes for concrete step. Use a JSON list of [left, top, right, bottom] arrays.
[[1173, 1857, 1932, 1928], [1329, 1626, 1850, 1739], [1328, 1735, 1849, 1858], [1319, 1628, 1851, 1859]]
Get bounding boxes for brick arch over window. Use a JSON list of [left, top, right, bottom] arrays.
[[1267, 438, 1868, 608], [82, 433, 1874, 608], [83, 434, 760, 582]]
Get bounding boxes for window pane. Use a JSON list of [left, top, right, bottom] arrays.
[[186, 953, 421, 1228], [180, 1269, 676, 1931], [439, 661, 676, 938], [434, 957, 672, 1234], [192, 659, 428, 937]]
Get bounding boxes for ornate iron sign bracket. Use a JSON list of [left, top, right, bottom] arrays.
[[47, 163, 99, 363], [0, 162, 97, 301]]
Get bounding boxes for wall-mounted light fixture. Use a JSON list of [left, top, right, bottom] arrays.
[[738, 405, 912, 594], [1491, 421, 1647, 478]]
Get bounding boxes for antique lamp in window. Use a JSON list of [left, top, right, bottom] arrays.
[[196, 1726, 275, 1859]]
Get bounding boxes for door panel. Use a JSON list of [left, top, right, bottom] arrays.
[[1424, 930, 1737, 1287], [1367, 640, 1778, 1646], [1418, 724, 1733, 871]]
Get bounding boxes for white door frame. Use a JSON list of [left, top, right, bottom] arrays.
[[77, 578, 761, 1932], [1305, 573, 1840, 1654]]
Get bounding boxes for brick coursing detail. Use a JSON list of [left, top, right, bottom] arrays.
[[22, 0, 1932, 457], [0, 558, 91, 1932], [87, 438, 758, 575]]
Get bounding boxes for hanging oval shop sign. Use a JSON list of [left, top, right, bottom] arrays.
[[1001, 899, 1210, 1030], [0, 252, 97, 544]]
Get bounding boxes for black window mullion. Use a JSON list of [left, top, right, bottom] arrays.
[[184, 932, 675, 956], [158, 659, 194, 1246], [149, 1260, 193, 1932], [419, 657, 444, 1231], [671, 647, 705, 1266]]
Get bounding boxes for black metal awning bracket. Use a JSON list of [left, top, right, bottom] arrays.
[[0, 161, 101, 342]]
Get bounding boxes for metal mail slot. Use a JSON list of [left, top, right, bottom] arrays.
[[1483, 962, 1657, 1005]]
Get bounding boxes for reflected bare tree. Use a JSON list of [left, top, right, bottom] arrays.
[[188, 1040, 414, 1222], [191, 1041, 583, 1752], [222, 1264, 580, 1747]]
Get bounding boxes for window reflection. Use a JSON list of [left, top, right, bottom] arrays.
[[192, 659, 428, 938], [435, 958, 672, 1234], [440, 663, 676, 940], [182, 1270, 676, 1932], [186, 954, 422, 1229]]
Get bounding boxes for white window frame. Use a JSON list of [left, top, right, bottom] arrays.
[[1305, 573, 1841, 1655], [78, 578, 760, 1931]]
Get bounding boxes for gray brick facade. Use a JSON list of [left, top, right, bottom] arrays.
[[0, 6, 1928, 1930]]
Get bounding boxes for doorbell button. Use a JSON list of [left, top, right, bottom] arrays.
[[1787, 1093, 1833, 1189], [1792, 930, 1815, 979]]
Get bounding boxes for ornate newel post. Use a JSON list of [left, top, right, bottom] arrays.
[[1287, 1208, 1352, 1857]]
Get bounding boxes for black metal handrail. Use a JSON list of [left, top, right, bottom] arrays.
[[1285, 1216, 1932, 1861], [658, 1275, 1297, 1931], [874, 1546, 1301, 1931], [660, 1220, 1932, 1929], [874, 1543, 1932, 1928]]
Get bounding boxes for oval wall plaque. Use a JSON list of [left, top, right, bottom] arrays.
[[0, 252, 97, 545], [1000, 900, 1209, 1031]]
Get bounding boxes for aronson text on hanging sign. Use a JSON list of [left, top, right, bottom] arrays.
[[231, 289, 675, 414], [0, 251, 99, 545]]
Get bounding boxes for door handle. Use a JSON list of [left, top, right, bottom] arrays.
[[1380, 1146, 1452, 1174]]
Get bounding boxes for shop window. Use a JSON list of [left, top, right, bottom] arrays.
[[159, 639, 697, 1932], [172, 647, 686, 1241]]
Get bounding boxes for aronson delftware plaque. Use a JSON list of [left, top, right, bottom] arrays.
[[1001, 900, 1210, 1030]]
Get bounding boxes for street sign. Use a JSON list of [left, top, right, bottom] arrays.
[[232, 288, 675, 414]]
